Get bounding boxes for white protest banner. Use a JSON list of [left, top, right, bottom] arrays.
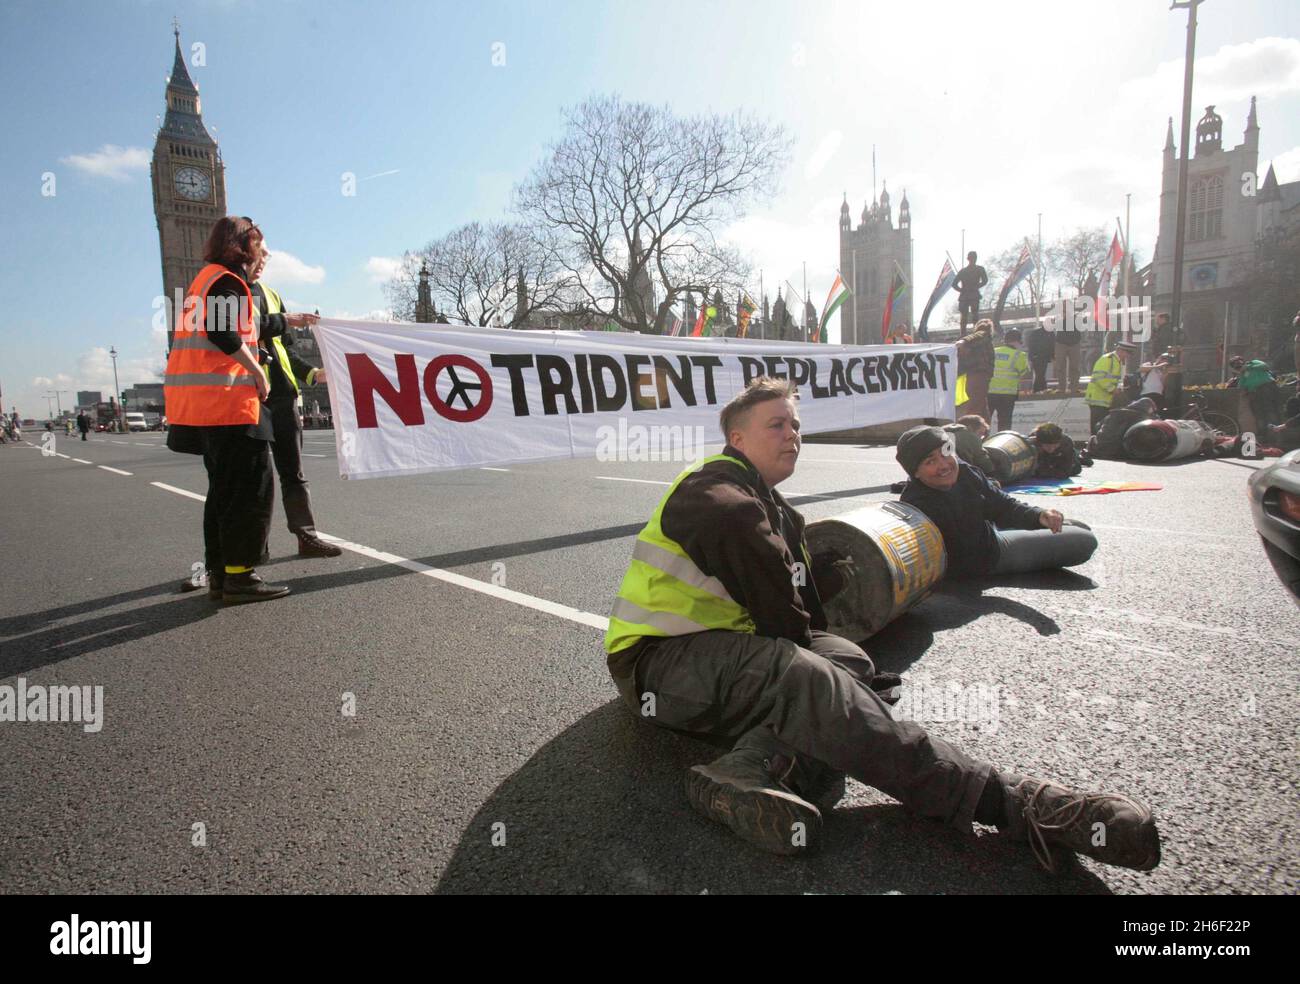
[[311, 319, 956, 479]]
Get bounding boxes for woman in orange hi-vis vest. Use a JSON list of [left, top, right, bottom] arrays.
[[165, 216, 288, 604]]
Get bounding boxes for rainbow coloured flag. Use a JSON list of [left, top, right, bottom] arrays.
[[880, 266, 908, 342]]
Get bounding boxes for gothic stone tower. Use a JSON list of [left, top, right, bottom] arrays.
[[151, 26, 227, 349], [1152, 100, 1259, 366], [838, 181, 912, 346]]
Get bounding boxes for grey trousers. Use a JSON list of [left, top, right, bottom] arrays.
[[992, 526, 1098, 575], [617, 630, 993, 832]]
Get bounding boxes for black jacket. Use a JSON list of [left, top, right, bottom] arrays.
[[252, 283, 317, 402], [1030, 434, 1082, 478], [900, 462, 1045, 576], [659, 447, 832, 647], [952, 264, 988, 297]]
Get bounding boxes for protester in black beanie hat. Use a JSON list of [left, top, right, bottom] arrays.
[[895, 425, 949, 477], [895, 425, 1097, 578]]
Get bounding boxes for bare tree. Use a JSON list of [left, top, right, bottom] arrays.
[[1046, 225, 1110, 295], [384, 221, 572, 327], [514, 94, 791, 334]]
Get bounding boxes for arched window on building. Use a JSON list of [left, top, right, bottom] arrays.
[[1189, 175, 1223, 241]]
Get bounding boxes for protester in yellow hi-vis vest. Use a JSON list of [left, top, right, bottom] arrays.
[[248, 250, 341, 560], [603, 376, 1161, 872], [1085, 341, 1136, 434], [165, 216, 288, 604], [987, 329, 1030, 432]]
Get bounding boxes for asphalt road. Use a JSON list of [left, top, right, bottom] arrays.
[[1, 428, 1296, 895]]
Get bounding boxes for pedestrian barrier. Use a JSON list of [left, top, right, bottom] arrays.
[[1122, 419, 1215, 462], [983, 430, 1037, 484], [807, 501, 946, 640]]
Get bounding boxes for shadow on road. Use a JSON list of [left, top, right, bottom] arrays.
[[434, 699, 1111, 895], [862, 575, 1087, 674], [0, 587, 221, 677]]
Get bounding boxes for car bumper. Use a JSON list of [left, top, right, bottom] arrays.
[[1248, 449, 1300, 600]]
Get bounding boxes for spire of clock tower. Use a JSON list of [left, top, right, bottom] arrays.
[[152, 24, 227, 351]]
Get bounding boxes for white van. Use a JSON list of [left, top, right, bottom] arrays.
[[125, 412, 149, 432]]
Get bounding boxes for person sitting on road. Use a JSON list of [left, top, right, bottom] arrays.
[[898, 425, 1098, 578], [943, 414, 997, 477], [1028, 422, 1083, 478], [1088, 398, 1157, 460], [604, 378, 1159, 873]]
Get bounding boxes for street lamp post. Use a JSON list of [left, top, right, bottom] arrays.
[[1169, 0, 1206, 350], [109, 346, 123, 432]]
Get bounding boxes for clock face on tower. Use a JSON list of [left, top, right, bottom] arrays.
[[173, 166, 211, 201]]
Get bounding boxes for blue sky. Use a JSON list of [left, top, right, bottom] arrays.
[[2, 0, 1298, 418]]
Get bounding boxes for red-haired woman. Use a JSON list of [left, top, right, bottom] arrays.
[[165, 216, 288, 603]]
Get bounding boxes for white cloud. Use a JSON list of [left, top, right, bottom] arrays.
[[59, 144, 149, 180], [263, 249, 325, 285], [1120, 37, 1300, 114], [328, 308, 394, 322], [365, 256, 403, 285], [1269, 146, 1300, 184]]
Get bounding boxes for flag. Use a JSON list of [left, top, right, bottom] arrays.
[[667, 314, 683, 337], [993, 245, 1035, 327], [1095, 233, 1124, 330], [737, 293, 757, 338], [691, 303, 717, 337], [816, 274, 850, 343], [880, 265, 908, 342], [917, 255, 957, 341]]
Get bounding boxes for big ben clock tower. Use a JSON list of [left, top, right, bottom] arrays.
[[151, 25, 227, 350]]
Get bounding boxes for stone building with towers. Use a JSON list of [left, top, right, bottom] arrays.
[[1152, 97, 1300, 370], [151, 26, 227, 351], [838, 182, 912, 346]]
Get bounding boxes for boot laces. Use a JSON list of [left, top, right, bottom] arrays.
[[1021, 781, 1098, 873]]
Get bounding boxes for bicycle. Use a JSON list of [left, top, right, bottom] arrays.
[[1182, 392, 1239, 437]]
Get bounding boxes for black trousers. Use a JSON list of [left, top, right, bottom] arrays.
[[202, 431, 273, 574], [987, 393, 1016, 432], [959, 295, 979, 331], [268, 400, 316, 537], [1089, 405, 1109, 434], [1031, 359, 1049, 392], [616, 630, 992, 831]]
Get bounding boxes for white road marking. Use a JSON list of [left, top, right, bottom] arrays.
[[147, 481, 609, 631], [110, 441, 130, 445], [54, 452, 70, 459], [596, 476, 670, 485], [71, 458, 92, 464], [303, 453, 327, 457], [479, 466, 510, 472], [151, 482, 206, 502], [313, 534, 609, 631], [97, 465, 133, 476]]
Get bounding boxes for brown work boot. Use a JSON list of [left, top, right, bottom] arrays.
[[1001, 774, 1161, 873], [298, 534, 343, 558], [767, 750, 846, 813], [685, 741, 823, 856]]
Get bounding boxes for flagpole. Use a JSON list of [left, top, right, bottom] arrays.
[[1122, 195, 1132, 341], [851, 251, 858, 346], [803, 261, 808, 342]]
